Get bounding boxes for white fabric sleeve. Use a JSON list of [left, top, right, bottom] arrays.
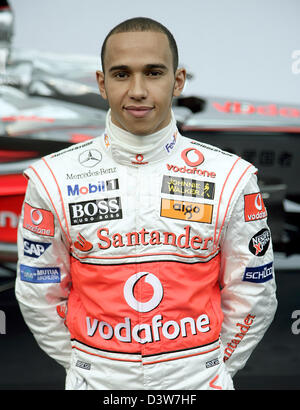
[[219, 173, 278, 377], [15, 177, 72, 369]]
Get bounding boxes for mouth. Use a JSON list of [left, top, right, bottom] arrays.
[[124, 106, 154, 118]]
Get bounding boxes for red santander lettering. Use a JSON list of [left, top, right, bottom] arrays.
[[97, 226, 213, 251]]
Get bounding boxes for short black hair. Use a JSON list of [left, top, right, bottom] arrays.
[[101, 17, 179, 73]]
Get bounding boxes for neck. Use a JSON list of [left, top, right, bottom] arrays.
[[104, 109, 180, 165], [106, 109, 176, 151]]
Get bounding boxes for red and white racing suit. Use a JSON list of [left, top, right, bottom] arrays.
[[15, 111, 277, 390]]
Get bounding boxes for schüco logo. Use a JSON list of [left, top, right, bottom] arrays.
[[86, 272, 211, 344]]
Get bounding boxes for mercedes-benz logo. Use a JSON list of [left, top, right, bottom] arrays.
[[79, 149, 102, 168]]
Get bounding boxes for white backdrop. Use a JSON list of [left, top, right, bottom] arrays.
[[8, 0, 300, 104]]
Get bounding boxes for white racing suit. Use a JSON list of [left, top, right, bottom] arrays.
[[15, 112, 277, 390]]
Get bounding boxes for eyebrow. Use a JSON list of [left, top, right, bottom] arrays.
[[108, 63, 168, 73]]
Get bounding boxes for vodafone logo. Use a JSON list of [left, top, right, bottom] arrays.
[[244, 192, 267, 222], [132, 154, 148, 165], [86, 270, 211, 345], [23, 203, 55, 237], [30, 209, 43, 225], [124, 272, 163, 313], [254, 193, 263, 211], [181, 148, 204, 167]]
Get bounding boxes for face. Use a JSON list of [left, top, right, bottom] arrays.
[[96, 31, 186, 136]]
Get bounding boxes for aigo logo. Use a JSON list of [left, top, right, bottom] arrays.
[[123, 272, 163, 313], [181, 148, 204, 167], [161, 198, 213, 224]]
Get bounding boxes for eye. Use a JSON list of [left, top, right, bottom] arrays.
[[114, 72, 129, 79], [146, 70, 163, 77]]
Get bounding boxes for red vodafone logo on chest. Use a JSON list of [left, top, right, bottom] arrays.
[[181, 148, 204, 167], [167, 147, 216, 178]]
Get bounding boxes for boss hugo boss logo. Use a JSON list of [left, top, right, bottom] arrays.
[[161, 175, 215, 199], [79, 149, 102, 168], [249, 228, 270, 256], [86, 271, 211, 344], [161, 198, 213, 223], [69, 197, 122, 225]]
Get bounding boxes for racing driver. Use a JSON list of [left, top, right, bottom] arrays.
[[15, 17, 277, 390]]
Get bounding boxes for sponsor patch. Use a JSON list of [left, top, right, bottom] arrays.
[[74, 233, 93, 252], [24, 239, 51, 258], [243, 262, 273, 283], [181, 148, 204, 167], [79, 149, 102, 168], [76, 360, 91, 371], [249, 228, 270, 256], [132, 154, 148, 165], [161, 175, 215, 199], [69, 197, 122, 225], [67, 178, 119, 196], [206, 358, 219, 368], [20, 264, 61, 283], [164, 133, 177, 154], [160, 198, 213, 223], [65, 167, 117, 180], [23, 203, 55, 237], [244, 193, 267, 222]]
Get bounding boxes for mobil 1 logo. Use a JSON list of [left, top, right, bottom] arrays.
[[69, 197, 122, 225]]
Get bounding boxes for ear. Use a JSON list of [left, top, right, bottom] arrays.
[[173, 68, 186, 97], [96, 70, 107, 100]]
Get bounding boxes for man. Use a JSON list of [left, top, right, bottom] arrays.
[[15, 17, 277, 390]]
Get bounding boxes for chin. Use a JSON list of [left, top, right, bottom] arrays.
[[125, 125, 155, 136]]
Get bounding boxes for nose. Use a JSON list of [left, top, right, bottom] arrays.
[[128, 74, 147, 100]]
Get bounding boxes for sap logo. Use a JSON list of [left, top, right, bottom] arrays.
[[24, 239, 51, 258]]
